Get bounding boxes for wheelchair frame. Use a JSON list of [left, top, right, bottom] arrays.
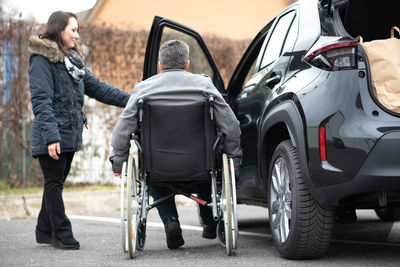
[[119, 96, 238, 258]]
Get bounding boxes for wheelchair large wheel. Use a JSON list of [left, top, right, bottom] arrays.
[[221, 153, 233, 255], [228, 157, 239, 244], [126, 155, 140, 259]]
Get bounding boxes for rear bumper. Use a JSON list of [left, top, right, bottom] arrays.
[[315, 131, 400, 204]]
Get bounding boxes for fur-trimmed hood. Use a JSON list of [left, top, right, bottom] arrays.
[[28, 35, 65, 63]]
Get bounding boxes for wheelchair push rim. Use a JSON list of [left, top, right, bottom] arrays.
[[126, 155, 140, 259], [120, 162, 128, 254]]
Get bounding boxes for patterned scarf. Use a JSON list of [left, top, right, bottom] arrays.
[[64, 50, 85, 83]]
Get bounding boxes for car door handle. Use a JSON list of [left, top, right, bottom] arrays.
[[265, 75, 281, 88]]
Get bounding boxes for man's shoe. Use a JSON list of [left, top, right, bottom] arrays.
[[163, 217, 184, 249], [202, 223, 217, 239], [53, 236, 80, 250], [35, 228, 52, 244]]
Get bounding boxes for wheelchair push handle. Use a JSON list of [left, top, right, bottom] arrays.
[[137, 98, 144, 122], [208, 95, 215, 120]]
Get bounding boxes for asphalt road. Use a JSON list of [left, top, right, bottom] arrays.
[[1, 206, 400, 266]]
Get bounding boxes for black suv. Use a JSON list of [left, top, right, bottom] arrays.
[[142, 0, 400, 259]]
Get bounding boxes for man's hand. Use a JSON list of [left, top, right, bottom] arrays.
[[113, 172, 122, 178], [48, 142, 61, 160]]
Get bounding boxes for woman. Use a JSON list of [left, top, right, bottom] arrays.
[[28, 11, 130, 250]]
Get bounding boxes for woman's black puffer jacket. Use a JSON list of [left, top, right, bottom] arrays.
[[28, 36, 130, 157]]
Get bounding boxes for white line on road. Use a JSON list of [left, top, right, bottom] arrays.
[[69, 215, 400, 247], [69, 215, 203, 231], [69, 215, 257, 235], [70, 215, 119, 224], [331, 238, 400, 247]]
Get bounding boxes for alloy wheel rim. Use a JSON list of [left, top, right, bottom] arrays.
[[270, 157, 292, 244]]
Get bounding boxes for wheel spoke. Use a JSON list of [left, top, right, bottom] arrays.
[[279, 210, 286, 242], [284, 191, 292, 220], [272, 209, 281, 230], [271, 176, 282, 196], [282, 210, 290, 241], [280, 160, 287, 192], [272, 161, 283, 196]]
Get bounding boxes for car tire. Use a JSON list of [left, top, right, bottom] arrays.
[[375, 208, 400, 222], [268, 140, 335, 259]]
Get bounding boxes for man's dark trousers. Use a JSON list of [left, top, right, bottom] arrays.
[[149, 182, 215, 225]]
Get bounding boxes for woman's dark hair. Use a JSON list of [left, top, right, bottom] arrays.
[[41, 11, 82, 56]]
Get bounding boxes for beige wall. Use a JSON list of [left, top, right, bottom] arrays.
[[91, 0, 291, 40]]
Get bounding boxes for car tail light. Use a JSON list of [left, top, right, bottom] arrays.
[[305, 41, 358, 71], [319, 126, 326, 162]]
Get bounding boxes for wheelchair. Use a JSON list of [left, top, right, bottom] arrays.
[[119, 95, 238, 258]]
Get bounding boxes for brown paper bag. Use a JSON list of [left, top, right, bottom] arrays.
[[357, 27, 400, 113]]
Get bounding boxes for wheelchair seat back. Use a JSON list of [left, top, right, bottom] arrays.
[[139, 100, 217, 182]]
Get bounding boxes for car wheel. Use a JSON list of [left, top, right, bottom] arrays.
[[375, 208, 400, 221], [268, 140, 335, 259]]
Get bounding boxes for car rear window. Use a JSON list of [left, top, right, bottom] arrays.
[[259, 11, 296, 69]]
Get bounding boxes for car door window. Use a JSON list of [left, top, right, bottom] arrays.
[[242, 59, 258, 89], [158, 27, 214, 79], [259, 11, 296, 70], [281, 13, 298, 55]]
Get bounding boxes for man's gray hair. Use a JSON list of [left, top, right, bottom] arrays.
[[159, 40, 189, 70]]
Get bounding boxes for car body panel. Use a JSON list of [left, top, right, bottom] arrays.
[[232, 0, 400, 205]]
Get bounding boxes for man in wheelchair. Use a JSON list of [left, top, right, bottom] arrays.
[[110, 40, 242, 250]]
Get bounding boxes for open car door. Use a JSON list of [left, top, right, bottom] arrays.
[[143, 16, 225, 94]]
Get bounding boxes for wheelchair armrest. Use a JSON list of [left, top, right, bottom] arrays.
[[129, 134, 144, 178], [129, 134, 143, 154], [212, 133, 222, 156], [213, 131, 225, 154]]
